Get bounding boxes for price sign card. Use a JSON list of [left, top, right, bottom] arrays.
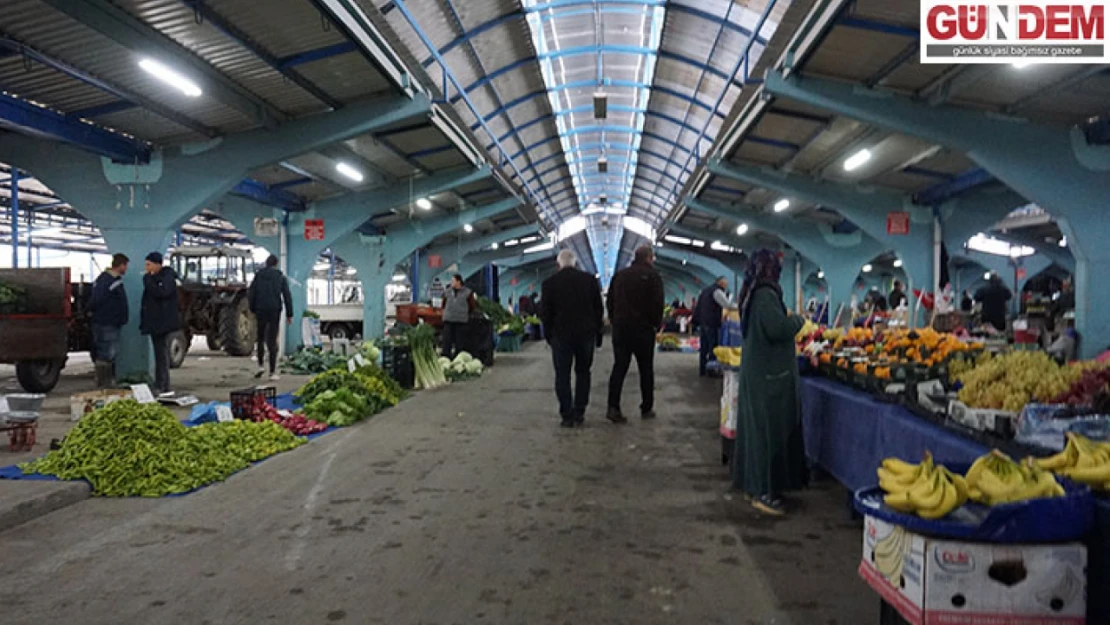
[[215, 405, 234, 423], [354, 353, 367, 367], [131, 384, 156, 404], [347, 359, 357, 373]]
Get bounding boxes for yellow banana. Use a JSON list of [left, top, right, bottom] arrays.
[[1059, 463, 1110, 485], [918, 478, 958, 520], [882, 457, 919, 475], [1036, 437, 1078, 471], [884, 491, 916, 513], [878, 467, 919, 487], [908, 469, 944, 509], [943, 468, 969, 504], [968, 486, 984, 502], [965, 453, 990, 486], [976, 469, 1019, 504]]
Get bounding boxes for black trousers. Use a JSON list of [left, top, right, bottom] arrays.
[[608, 325, 656, 414], [699, 325, 720, 376], [442, 321, 468, 358], [151, 332, 172, 393], [550, 335, 595, 419], [256, 312, 281, 373]]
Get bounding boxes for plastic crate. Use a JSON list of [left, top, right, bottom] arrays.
[[497, 334, 522, 352], [381, 344, 415, 389], [230, 387, 276, 420]]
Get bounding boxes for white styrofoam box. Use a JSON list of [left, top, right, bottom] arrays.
[[69, 389, 133, 421], [860, 515, 1086, 625], [719, 370, 738, 439]]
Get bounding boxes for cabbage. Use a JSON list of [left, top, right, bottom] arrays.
[[453, 351, 474, 365], [465, 360, 483, 375], [438, 357, 452, 369]]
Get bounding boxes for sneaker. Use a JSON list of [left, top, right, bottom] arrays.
[[254, 367, 265, 379], [573, 409, 586, 427], [268, 373, 281, 382], [559, 418, 576, 428], [605, 408, 628, 424], [751, 495, 786, 516], [641, 410, 656, 420]]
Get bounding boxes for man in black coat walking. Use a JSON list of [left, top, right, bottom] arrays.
[[249, 254, 294, 380], [541, 249, 604, 428], [606, 245, 665, 423], [140, 252, 181, 394]]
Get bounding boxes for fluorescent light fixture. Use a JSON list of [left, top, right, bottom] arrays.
[[862, 263, 873, 273], [519, 236, 540, 244], [597, 156, 608, 173], [713, 240, 722, 248], [416, 198, 433, 210], [736, 223, 749, 236], [1059, 236, 1068, 248], [523, 241, 556, 254], [843, 148, 872, 172], [392, 273, 405, 282], [967, 233, 1034, 258], [1012, 60, 1035, 69], [817, 271, 825, 279], [313, 262, 331, 271], [664, 235, 691, 245], [984, 272, 992, 280], [773, 199, 790, 213], [138, 58, 202, 97], [691, 239, 705, 248], [893, 259, 903, 268], [504, 239, 519, 247], [710, 241, 738, 253], [31, 227, 63, 237], [463, 223, 474, 233], [346, 268, 357, 276], [490, 242, 499, 250], [335, 162, 364, 182]]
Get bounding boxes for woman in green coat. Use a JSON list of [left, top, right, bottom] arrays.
[[732, 250, 807, 515]]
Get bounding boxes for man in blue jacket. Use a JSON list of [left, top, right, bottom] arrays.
[[140, 252, 181, 394], [88, 253, 129, 388], [249, 255, 293, 380]]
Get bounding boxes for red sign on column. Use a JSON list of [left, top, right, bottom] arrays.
[[427, 254, 442, 269], [1016, 267, 1027, 280], [510, 277, 518, 286], [886, 212, 910, 235], [304, 219, 325, 241]]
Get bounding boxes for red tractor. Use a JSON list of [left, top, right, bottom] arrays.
[[169, 246, 257, 365]]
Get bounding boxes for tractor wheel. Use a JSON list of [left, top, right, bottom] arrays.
[[328, 324, 350, 341], [219, 295, 255, 357], [169, 331, 189, 369], [16, 359, 64, 393], [205, 333, 222, 352]]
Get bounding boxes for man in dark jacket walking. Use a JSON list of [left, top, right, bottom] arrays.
[[541, 249, 604, 427], [140, 252, 181, 394], [975, 273, 1013, 331], [88, 253, 130, 388], [606, 245, 665, 423], [694, 276, 732, 377], [249, 254, 293, 380]]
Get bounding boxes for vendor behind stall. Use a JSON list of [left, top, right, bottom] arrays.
[[975, 273, 1013, 331]]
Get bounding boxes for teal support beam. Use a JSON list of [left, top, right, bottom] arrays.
[[420, 224, 539, 299], [938, 187, 1028, 254], [990, 230, 1076, 273], [764, 70, 1110, 355], [708, 158, 936, 304], [656, 247, 736, 291], [686, 198, 883, 325], [326, 197, 522, 342]]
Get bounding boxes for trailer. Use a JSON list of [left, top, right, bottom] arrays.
[[0, 268, 91, 393]]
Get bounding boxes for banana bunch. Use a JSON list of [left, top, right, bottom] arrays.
[[1035, 433, 1110, 491], [966, 450, 1064, 505], [878, 453, 968, 520], [713, 346, 742, 367], [871, 526, 908, 585]]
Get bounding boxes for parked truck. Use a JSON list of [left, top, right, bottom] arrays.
[[307, 284, 412, 340]]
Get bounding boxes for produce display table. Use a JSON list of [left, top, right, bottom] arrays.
[[800, 377, 987, 491], [800, 376, 1110, 624]]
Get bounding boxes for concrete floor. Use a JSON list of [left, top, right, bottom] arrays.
[[0, 343, 875, 625]]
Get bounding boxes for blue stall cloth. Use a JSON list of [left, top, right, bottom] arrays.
[[800, 377, 987, 492]]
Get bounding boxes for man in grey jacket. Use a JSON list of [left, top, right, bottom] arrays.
[[249, 255, 293, 380], [441, 274, 475, 358]]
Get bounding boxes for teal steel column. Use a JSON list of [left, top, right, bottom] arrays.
[[410, 250, 421, 303], [10, 169, 18, 269]]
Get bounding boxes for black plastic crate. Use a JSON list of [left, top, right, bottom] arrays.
[[381, 344, 415, 389], [230, 387, 276, 420]]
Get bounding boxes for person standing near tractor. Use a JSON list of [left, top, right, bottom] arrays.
[[249, 254, 293, 381], [88, 253, 130, 388], [140, 252, 181, 395]]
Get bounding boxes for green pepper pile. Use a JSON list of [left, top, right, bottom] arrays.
[[20, 400, 304, 497]]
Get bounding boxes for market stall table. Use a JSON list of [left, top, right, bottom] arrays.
[[799, 376, 1110, 624]]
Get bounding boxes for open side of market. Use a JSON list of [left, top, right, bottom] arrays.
[[1, 0, 1110, 622]]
